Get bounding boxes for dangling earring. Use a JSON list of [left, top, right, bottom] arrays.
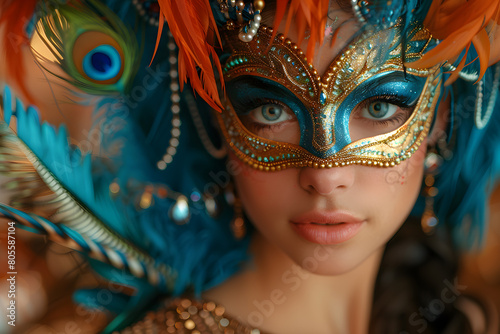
[[421, 151, 443, 234], [225, 184, 246, 239]]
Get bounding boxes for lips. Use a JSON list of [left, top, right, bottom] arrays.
[[290, 211, 364, 245]]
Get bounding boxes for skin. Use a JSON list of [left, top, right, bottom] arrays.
[[205, 3, 447, 334]]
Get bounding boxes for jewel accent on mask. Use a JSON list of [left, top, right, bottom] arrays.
[[217, 23, 442, 171]]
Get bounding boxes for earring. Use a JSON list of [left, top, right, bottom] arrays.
[[225, 184, 246, 239], [421, 151, 443, 234]]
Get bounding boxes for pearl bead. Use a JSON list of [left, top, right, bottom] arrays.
[[254, 0, 265, 11], [239, 32, 251, 42]]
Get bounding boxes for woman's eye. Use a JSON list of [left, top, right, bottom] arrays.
[[250, 104, 294, 124], [362, 101, 398, 120], [349, 96, 415, 141], [235, 101, 300, 144]]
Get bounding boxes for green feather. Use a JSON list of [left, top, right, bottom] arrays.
[[34, 0, 139, 95]]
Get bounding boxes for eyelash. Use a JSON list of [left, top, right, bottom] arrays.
[[236, 99, 293, 131], [250, 120, 288, 131], [233, 97, 274, 113], [355, 94, 415, 126]]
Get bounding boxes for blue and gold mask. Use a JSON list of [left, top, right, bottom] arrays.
[[216, 23, 442, 171]]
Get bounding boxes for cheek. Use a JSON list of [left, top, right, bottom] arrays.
[[360, 141, 426, 224], [228, 153, 300, 223]]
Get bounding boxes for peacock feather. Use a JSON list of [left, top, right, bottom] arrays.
[[0, 84, 176, 292], [33, 0, 140, 95]]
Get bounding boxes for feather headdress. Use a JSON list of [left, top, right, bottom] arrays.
[[156, 0, 330, 111], [407, 0, 500, 83], [156, 0, 224, 111], [0, 85, 177, 291], [157, 0, 500, 107]]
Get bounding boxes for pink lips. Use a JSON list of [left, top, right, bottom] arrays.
[[290, 211, 364, 245]]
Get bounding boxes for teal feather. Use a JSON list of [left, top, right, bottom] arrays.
[[0, 87, 177, 291]]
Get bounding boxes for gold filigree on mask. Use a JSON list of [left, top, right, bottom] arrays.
[[216, 23, 441, 171]]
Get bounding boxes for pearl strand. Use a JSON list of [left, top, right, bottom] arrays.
[[222, 0, 265, 42], [131, 0, 160, 27], [157, 31, 182, 171], [185, 92, 227, 159], [475, 62, 500, 129]]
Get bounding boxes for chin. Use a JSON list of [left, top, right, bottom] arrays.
[[288, 244, 379, 277]]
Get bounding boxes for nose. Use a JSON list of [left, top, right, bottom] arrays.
[[298, 165, 355, 196]]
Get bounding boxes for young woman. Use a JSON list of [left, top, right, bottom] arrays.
[[0, 0, 499, 333]]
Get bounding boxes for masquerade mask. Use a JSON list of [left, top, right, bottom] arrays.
[[215, 23, 442, 171]]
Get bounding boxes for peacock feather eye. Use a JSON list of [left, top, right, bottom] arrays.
[[83, 45, 121, 81], [72, 31, 125, 85], [34, 0, 139, 95]]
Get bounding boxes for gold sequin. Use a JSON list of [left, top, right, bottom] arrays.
[[185, 319, 196, 330], [214, 306, 226, 317], [205, 302, 216, 311], [118, 298, 264, 334]]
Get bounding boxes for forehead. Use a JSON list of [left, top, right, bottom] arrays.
[[261, 1, 361, 74]]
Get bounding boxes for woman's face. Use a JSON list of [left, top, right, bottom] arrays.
[[226, 4, 433, 276], [230, 144, 426, 276]]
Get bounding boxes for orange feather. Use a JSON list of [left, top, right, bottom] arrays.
[[407, 0, 500, 83], [443, 45, 469, 86], [157, 0, 328, 110], [156, 0, 223, 111], [0, 0, 38, 103], [472, 28, 491, 82]]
